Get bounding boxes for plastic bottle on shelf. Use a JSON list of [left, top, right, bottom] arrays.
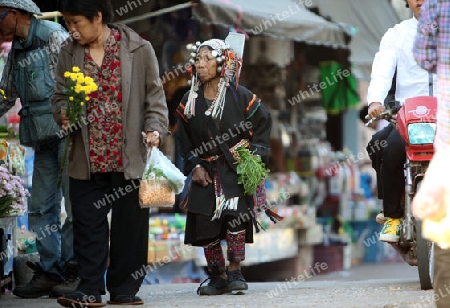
[[169, 225, 179, 240], [7, 99, 21, 137], [152, 217, 164, 240], [24, 147, 34, 188], [162, 219, 169, 240], [174, 213, 185, 231], [298, 143, 312, 176]]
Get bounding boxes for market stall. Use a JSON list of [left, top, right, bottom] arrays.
[[9, 2, 381, 285], [307, 0, 400, 81], [191, 0, 349, 47], [0, 137, 29, 294], [110, 0, 360, 281]]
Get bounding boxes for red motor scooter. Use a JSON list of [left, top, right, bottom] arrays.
[[367, 96, 436, 290]]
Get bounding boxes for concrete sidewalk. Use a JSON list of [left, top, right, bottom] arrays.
[[0, 263, 437, 308]]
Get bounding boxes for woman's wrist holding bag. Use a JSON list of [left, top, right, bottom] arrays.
[[193, 164, 202, 171]]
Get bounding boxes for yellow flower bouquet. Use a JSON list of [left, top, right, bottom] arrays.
[[57, 66, 98, 188], [62, 66, 98, 124]]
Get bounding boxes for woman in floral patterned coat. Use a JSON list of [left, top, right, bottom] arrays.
[[52, 0, 168, 306]]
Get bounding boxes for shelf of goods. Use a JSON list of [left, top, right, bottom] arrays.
[[148, 208, 319, 267], [148, 213, 196, 264], [146, 206, 323, 283]]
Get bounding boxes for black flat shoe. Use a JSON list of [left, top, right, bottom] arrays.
[[197, 276, 230, 295], [227, 270, 248, 291], [107, 295, 144, 305]]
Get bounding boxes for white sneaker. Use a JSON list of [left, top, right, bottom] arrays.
[[376, 211, 387, 224]]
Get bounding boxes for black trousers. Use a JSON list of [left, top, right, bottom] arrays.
[[69, 173, 149, 296], [367, 124, 405, 218]]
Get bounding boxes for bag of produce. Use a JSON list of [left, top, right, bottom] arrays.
[[139, 147, 186, 208]]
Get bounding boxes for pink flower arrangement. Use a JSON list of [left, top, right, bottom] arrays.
[[0, 165, 29, 218]]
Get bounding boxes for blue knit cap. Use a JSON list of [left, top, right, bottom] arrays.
[[0, 0, 42, 16]]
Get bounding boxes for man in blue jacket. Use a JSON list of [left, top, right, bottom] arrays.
[[0, 0, 77, 298]]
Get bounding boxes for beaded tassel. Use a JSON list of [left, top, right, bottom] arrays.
[[184, 75, 198, 118], [211, 79, 227, 119], [211, 172, 239, 221], [205, 79, 228, 120]]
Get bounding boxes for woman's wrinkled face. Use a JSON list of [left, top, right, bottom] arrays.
[[63, 13, 102, 46], [195, 47, 218, 83]]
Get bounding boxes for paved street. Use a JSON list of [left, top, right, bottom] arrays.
[[0, 262, 438, 308]]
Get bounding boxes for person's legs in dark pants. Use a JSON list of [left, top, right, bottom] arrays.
[[379, 128, 406, 242], [106, 173, 148, 305], [367, 124, 394, 199], [434, 245, 450, 307], [57, 173, 110, 307], [226, 218, 247, 291], [69, 174, 110, 296], [381, 128, 406, 218]]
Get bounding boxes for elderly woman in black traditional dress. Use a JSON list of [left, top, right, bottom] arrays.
[[176, 38, 272, 295]]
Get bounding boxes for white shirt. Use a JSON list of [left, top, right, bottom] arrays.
[[367, 17, 437, 105]]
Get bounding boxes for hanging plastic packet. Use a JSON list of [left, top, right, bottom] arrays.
[[139, 146, 187, 208]]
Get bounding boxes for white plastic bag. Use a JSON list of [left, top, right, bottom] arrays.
[[139, 147, 186, 208]]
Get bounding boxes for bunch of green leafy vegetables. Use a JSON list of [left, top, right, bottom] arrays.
[[143, 164, 180, 191], [235, 146, 269, 195]]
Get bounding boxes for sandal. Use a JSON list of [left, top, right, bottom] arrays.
[[107, 295, 144, 305], [57, 291, 105, 307]]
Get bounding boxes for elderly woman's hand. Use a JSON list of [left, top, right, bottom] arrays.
[[192, 165, 212, 187], [146, 131, 160, 147]]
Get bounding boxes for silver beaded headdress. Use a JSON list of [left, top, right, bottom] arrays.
[[184, 38, 242, 119]]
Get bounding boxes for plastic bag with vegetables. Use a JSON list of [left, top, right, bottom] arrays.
[[139, 147, 187, 208]]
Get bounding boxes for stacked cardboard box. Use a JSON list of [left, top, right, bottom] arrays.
[[313, 243, 347, 273], [147, 240, 196, 264]]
